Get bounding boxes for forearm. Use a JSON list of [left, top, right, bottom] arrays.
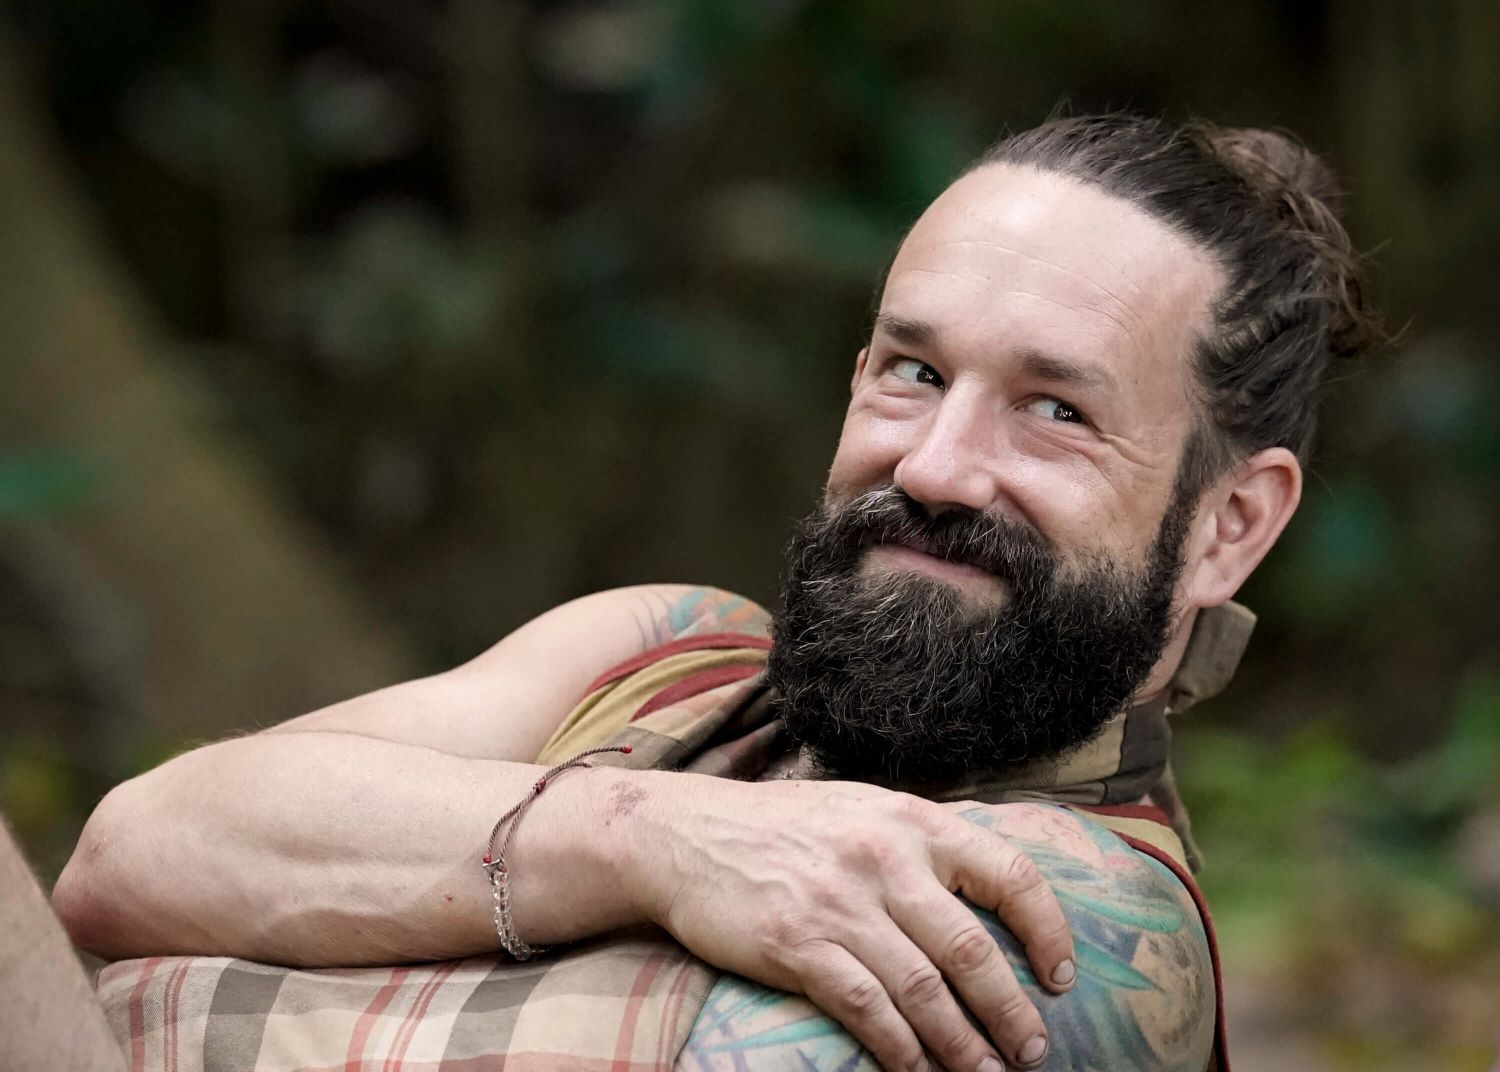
[[53, 731, 660, 966]]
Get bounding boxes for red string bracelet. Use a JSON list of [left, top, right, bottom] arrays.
[[481, 743, 633, 960]]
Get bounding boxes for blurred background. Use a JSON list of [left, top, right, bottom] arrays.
[[0, 1, 1496, 1068]]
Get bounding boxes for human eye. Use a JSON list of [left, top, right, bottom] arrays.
[[886, 357, 944, 389], [1025, 396, 1088, 424]]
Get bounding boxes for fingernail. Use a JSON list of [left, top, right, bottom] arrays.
[[1017, 1035, 1048, 1066], [1051, 959, 1075, 986], [978, 1057, 1005, 1072]]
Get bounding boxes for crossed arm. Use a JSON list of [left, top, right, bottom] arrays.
[[56, 584, 1214, 1070], [681, 808, 1216, 1072]]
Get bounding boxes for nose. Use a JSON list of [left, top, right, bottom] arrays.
[[893, 384, 1004, 515]]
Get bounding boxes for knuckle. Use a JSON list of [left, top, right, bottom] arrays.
[[1031, 913, 1072, 947], [1000, 850, 1044, 892], [763, 910, 816, 957], [840, 829, 898, 872], [838, 975, 888, 1018], [992, 987, 1039, 1029], [937, 1024, 990, 1066], [896, 963, 948, 1007], [804, 874, 847, 910], [943, 923, 997, 974], [889, 791, 942, 829]]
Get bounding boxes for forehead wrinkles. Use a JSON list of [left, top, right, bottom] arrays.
[[895, 251, 1155, 355], [888, 166, 1223, 373], [909, 236, 1151, 331]]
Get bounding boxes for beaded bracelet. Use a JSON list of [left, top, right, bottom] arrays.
[[480, 743, 633, 960]]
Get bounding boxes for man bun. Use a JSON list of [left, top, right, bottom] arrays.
[[1204, 126, 1381, 363], [1209, 127, 1342, 209]]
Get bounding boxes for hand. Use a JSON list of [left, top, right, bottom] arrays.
[[625, 775, 1076, 1072]]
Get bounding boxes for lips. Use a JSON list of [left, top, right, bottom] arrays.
[[870, 538, 999, 578]]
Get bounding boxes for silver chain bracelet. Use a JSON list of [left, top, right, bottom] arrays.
[[480, 743, 633, 960]]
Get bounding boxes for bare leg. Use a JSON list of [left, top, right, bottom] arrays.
[[0, 816, 126, 1072]]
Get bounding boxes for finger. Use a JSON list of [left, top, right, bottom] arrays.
[[934, 822, 1076, 995], [844, 917, 1011, 1072], [888, 874, 1050, 1070], [793, 940, 930, 1072]]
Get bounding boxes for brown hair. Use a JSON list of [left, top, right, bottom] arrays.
[[966, 114, 1382, 494]]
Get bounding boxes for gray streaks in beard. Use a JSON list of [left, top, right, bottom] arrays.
[[604, 780, 648, 827]]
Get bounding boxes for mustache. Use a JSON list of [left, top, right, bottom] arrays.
[[821, 486, 1055, 582]]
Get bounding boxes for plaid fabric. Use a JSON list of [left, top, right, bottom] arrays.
[[98, 934, 712, 1072], [96, 603, 1253, 1072], [540, 604, 1258, 871]]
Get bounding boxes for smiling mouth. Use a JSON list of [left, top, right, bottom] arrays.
[[862, 541, 1006, 589]]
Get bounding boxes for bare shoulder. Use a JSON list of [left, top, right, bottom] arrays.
[[680, 802, 1215, 1072], [457, 583, 770, 680], [266, 585, 769, 761], [517, 583, 771, 654], [957, 803, 1217, 1069], [447, 583, 769, 758]]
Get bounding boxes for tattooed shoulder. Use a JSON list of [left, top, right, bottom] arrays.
[[677, 805, 1214, 1072], [630, 586, 771, 647]]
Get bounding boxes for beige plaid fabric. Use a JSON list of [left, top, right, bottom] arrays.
[[96, 603, 1252, 1071], [99, 934, 711, 1072]]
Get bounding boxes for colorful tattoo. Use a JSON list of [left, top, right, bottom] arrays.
[[632, 587, 772, 648], [679, 808, 1213, 1072]]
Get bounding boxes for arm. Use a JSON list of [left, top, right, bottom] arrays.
[[262, 584, 770, 758], [54, 583, 1082, 1071], [0, 817, 127, 1072], [679, 806, 1215, 1072], [51, 584, 763, 964]]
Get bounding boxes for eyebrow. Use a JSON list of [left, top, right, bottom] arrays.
[[1013, 347, 1121, 396], [873, 313, 937, 348], [873, 313, 1122, 396]]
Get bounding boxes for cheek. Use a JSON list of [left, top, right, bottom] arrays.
[[1001, 457, 1102, 532], [825, 406, 914, 499], [1004, 454, 1161, 559]]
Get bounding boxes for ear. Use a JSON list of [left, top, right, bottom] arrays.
[[850, 347, 869, 395], [1182, 446, 1302, 609]]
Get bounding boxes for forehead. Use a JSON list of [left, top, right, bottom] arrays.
[[883, 164, 1223, 416]]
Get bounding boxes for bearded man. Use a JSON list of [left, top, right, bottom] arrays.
[[49, 113, 1377, 1072]]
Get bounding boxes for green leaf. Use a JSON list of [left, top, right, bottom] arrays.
[[1075, 939, 1158, 992], [1056, 889, 1187, 933]]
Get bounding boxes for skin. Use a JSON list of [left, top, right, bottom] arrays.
[[837, 164, 1301, 700], [56, 584, 1077, 1072], [53, 163, 1303, 1072], [664, 163, 1303, 1069], [681, 807, 1215, 1072], [0, 818, 127, 1072]]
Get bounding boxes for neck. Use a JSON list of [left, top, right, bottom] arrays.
[[1135, 605, 1200, 705]]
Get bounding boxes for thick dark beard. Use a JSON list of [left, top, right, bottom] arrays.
[[765, 485, 1194, 785]]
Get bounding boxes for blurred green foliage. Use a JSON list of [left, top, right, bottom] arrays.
[[0, 451, 107, 518], [1187, 669, 1500, 954]]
